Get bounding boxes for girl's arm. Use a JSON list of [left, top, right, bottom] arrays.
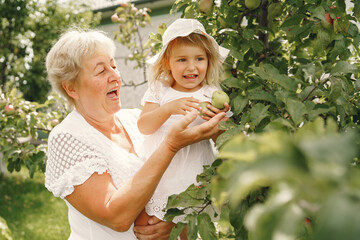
[[65, 111, 226, 232], [137, 97, 201, 135]]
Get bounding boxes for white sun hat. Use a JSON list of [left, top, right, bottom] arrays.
[[146, 18, 230, 65]]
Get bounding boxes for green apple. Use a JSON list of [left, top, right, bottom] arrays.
[[198, 0, 213, 14], [211, 90, 230, 109], [245, 0, 261, 10], [268, 2, 282, 19], [199, 102, 211, 117]]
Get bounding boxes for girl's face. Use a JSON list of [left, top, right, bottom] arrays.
[[168, 43, 208, 92], [73, 52, 122, 120]]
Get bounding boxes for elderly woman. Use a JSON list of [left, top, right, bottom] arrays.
[[44, 29, 226, 240]]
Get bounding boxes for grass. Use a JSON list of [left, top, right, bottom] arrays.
[[0, 169, 70, 240]]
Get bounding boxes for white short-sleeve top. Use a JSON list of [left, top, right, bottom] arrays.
[[45, 109, 144, 240]]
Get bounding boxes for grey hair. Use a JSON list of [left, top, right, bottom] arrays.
[[45, 28, 116, 108]]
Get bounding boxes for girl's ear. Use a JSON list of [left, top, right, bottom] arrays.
[[62, 81, 79, 100], [165, 61, 171, 71]]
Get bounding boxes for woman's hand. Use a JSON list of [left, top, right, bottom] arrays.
[[200, 102, 230, 121], [164, 97, 201, 116], [133, 216, 175, 240], [165, 110, 226, 153]]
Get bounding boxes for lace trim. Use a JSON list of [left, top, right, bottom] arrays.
[[45, 159, 108, 199], [146, 197, 186, 223]]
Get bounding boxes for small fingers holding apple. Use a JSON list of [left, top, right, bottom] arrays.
[[200, 102, 230, 121]]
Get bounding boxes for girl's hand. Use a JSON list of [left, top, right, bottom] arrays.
[[200, 102, 230, 121], [164, 97, 201, 116], [133, 216, 175, 240]]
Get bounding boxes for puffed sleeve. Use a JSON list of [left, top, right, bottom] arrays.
[[45, 132, 108, 199], [140, 81, 165, 106]]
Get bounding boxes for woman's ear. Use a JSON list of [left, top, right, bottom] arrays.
[[62, 81, 79, 100]]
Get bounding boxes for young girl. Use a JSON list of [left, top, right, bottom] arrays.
[[135, 18, 230, 229]]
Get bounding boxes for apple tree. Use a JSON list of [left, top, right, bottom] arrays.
[[0, 0, 101, 102], [0, 0, 101, 178], [111, 2, 154, 86], [149, 0, 360, 239]]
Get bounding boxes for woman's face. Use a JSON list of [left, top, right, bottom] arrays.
[[74, 52, 121, 120], [168, 43, 208, 92]]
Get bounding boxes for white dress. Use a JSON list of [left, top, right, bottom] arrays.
[[45, 109, 145, 240], [140, 83, 221, 223]]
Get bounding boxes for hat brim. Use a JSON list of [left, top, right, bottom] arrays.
[[146, 29, 230, 65], [146, 44, 230, 65]]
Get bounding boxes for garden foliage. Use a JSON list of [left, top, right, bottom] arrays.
[[149, 0, 360, 239]]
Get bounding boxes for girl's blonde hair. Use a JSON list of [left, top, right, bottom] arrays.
[[149, 33, 223, 89], [45, 28, 116, 109]]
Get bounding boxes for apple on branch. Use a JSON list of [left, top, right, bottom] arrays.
[[245, 0, 261, 10], [4, 104, 15, 114], [198, 0, 213, 14]]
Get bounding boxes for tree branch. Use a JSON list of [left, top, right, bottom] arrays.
[[259, 0, 269, 49], [301, 77, 330, 102]]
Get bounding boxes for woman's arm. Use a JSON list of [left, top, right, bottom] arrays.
[[66, 111, 226, 232], [137, 97, 201, 135], [66, 139, 178, 232]]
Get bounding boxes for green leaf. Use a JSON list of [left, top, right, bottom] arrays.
[[281, 14, 307, 28], [164, 208, 184, 222], [218, 119, 238, 131], [169, 222, 185, 240], [222, 77, 244, 89], [230, 49, 244, 61], [308, 105, 336, 121], [298, 130, 358, 166], [275, 203, 305, 240], [355, 0, 360, 18], [252, 64, 298, 91], [330, 61, 358, 75], [185, 213, 198, 240], [219, 134, 256, 162], [166, 185, 207, 209], [216, 124, 244, 149], [250, 103, 270, 127], [264, 117, 295, 131], [229, 200, 248, 236], [231, 95, 248, 116], [248, 90, 278, 105], [249, 39, 264, 53], [285, 99, 307, 126], [314, 193, 360, 240], [197, 213, 217, 240], [328, 77, 343, 102], [355, 79, 360, 91], [309, 5, 325, 21]]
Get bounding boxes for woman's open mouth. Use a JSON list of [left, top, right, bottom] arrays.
[[106, 89, 119, 99]]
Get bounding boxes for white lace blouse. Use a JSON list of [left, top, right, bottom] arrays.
[[45, 109, 145, 240]]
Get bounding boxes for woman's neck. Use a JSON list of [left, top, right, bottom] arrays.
[[75, 106, 119, 136]]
